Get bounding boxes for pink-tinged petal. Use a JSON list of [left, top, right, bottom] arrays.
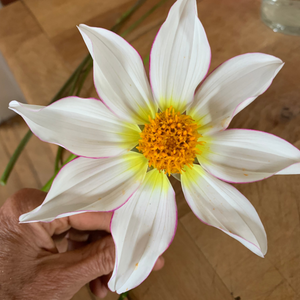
[[78, 25, 157, 125], [19, 153, 148, 223], [9, 98, 141, 158], [188, 53, 283, 134], [197, 129, 300, 183], [181, 165, 267, 257], [150, 0, 211, 113], [108, 169, 177, 293]]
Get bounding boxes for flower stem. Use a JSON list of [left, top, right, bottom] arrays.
[[54, 146, 63, 173], [63, 153, 78, 165], [111, 0, 147, 33], [41, 153, 77, 192], [0, 130, 33, 186], [143, 53, 150, 66], [75, 59, 93, 96], [0, 0, 148, 186], [120, 0, 167, 37], [69, 67, 83, 96], [2, 0, 166, 187], [118, 292, 129, 300], [0, 54, 90, 186], [41, 174, 56, 193]]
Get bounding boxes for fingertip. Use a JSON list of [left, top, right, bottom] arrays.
[[89, 278, 109, 299], [4, 188, 46, 219], [69, 211, 113, 232], [153, 256, 165, 271]]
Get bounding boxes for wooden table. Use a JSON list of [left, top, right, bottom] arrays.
[[1, 0, 300, 299]]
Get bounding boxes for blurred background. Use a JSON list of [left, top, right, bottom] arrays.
[[0, 0, 300, 299]]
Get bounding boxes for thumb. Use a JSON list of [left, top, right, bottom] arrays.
[[43, 235, 115, 291]]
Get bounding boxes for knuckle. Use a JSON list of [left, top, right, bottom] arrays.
[[2, 188, 46, 218], [94, 238, 115, 274]]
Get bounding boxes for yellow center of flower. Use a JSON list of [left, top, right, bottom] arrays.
[[137, 106, 202, 175]]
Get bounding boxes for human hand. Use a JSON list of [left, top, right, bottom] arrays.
[[0, 189, 164, 300]]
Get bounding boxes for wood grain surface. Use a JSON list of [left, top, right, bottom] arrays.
[[1, 0, 300, 299]]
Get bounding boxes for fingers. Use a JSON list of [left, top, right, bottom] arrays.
[[89, 272, 111, 298], [67, 228, 90, 242], [40, 210, 113, 239], [89, 256, 165, 298], [41, 210, 113, 237], [3, 188, 113, 237], [65, 230, 110, 251], [1, 189, 165, 300], [44, 235, 115, 287], [153, 256, 165, 271], [0, 188, 46, 221], [89, 277, 109, 299], [69, 212, 113, 233]]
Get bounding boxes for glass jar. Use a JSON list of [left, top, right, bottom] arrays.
[[261, 0, 300, 36]]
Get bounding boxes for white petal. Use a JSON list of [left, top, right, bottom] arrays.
[[277, 162, 300, 174], [78, 25, 157, 124], [188, 53, 283, 134], [150, 0, 211, 112], [19, 152, 148, 223], [181, 165, 267, 257], [9, 98, 140, 158], [108, 169, 177, 293], [198, 129, 300, 183]]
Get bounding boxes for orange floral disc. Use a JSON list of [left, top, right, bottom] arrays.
[[137, 106, 203, 175]]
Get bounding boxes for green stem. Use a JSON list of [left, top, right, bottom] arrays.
[[50, 54, 91, 104], [143, 53, 150, 66], [111, 0, 147, 33], [69, 68, 83, 96], [2, 0, 165, 186], [0, 0, 147, 186], [54, 146, 63, 173], [0, 130, 33, 186], [41, 174, 56, 193], [75, 59, 93, 96], [118, 292, 129, 300], [0, 54, 90, 186], [41, 153, 77, 192], [63, 153, 77, 165], [120, 0, 167, 37]]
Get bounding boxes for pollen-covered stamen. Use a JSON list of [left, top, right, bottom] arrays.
[[137, 106, 203, 175]]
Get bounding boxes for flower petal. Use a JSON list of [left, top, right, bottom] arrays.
[[150, 0, 211, 112], [9, 98, 141, 158], [19, 152, 148, 223], [188, 53, 283, 134], [181, 164, 267, 257], [108, 169, 177, 293], [78, 24, 157, 124], [277, 162, 300, 175], [197, 129, 300, 183]]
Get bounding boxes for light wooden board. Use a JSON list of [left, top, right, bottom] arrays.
[[132, 224, 233, 300], [72, 285, 119, 300], [0, 1, 71, 105], [22, 0, 133, 39]]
